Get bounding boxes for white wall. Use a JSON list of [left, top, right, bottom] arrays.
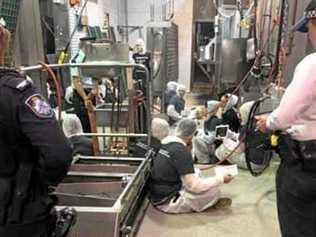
[[127, 0, 151, 45]]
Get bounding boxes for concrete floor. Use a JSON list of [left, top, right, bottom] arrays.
[[137, 161, 281, 237]]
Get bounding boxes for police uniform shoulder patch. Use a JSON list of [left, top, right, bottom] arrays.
[[25, 94, 54, 118]]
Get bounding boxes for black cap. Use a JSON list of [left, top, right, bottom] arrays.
[[292, 0, 316, 33]]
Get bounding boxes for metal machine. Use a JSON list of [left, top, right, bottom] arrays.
[[147, 21, 179, 111], [55, 152, 153, 237], [21, 62, 153, 237]]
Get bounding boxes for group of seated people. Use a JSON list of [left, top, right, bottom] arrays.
[[146, 91, 267, 214], [59, 83, 263, 214], [147, 118, 233, 214]]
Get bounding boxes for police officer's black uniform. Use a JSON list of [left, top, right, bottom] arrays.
[[0, 68, 72, 236]]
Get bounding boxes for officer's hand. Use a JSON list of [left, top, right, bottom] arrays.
[[255, 115, 268, 133], [223, 175, 234, 184]]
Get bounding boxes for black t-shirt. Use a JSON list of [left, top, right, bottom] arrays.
[[133, 136, 161, 158], [222, 108, 241, 133], [149, 142, 195, 203], [204, 115, 222, 132], [132, 52, 151, 80]]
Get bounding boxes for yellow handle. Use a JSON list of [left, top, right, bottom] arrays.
[[270, 134, 279, 147], [58, 51, 68, 64]]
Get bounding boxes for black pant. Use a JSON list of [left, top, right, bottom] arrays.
[[0, 214, 56, 237], [276, 137, 316, 237]]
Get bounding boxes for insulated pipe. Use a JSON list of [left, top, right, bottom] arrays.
[[287, 0, 298, 56]]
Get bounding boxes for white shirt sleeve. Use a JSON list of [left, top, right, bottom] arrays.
[[167, 104, 181, 121], [181, 173, 224, 194], [267, 58, 316, 131]]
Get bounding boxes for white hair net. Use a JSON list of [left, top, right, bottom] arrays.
[[65, 86, 74, 104], [152, 118, 170, 141], [223, 94, 239, 113], [175, 118, 197, 138], [206, 100, 220, 113], [62, 114, 83, 137], [167, 81, 178, 92], [177, 84, 186, 92], [135, 38, 145, 51], [239, 101, 255, 125]]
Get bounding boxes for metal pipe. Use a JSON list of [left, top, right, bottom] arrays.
[[116, 157, 149, 204], [124, 0, 128, 43], [273, 0, 286, 78], [67, 171, 132, 178], [76, 156, 145, 161], [74, 133, 148, 138], [166, 0, 175, 21], [287, 0, 298, 55]]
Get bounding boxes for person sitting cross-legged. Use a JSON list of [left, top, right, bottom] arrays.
[[148, 118, 234, 214]]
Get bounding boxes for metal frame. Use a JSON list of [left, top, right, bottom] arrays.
[[20, 63, 154, 236], [55, 155, 152, 237], [20, 62, 152, 144]]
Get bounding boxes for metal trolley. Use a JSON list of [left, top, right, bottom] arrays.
[[21, 62, 154, 237]]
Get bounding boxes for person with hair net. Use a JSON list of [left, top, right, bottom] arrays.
[[132, 38, 151, 94], [204, 100, 222, 132], [215, 101, 264, 170], [167, 84, 186, 125], [164, 81, 178, 111], [62, 113, 93, 156], [148, 118, 234, 213], [192, 131, 217, 164], [70, 38, 99, 133], [133, 118, 169, 157], [219, 94, 241, 132]]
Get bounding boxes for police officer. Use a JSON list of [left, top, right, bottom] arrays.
[[256, 1, 316, 236], [0, 26, 72, 236]]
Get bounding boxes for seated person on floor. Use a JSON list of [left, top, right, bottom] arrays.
[[193, 130, 217, 164], [204, 100, 222, 132], [133, 118, 170, 157], [62, 113, 93, 156], [167, 84, 186, 125], [148, 118, 234, 214], [164, 81, 178, 112], [219, 94, 241, 133], [215, 101, 265, 170]]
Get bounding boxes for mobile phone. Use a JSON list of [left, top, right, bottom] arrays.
[[215, 125, 229, 139]]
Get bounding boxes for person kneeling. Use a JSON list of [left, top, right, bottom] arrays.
[[148, 118, 234, 214]]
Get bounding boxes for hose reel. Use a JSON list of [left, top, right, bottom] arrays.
[[245, 96, 275, 176]]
